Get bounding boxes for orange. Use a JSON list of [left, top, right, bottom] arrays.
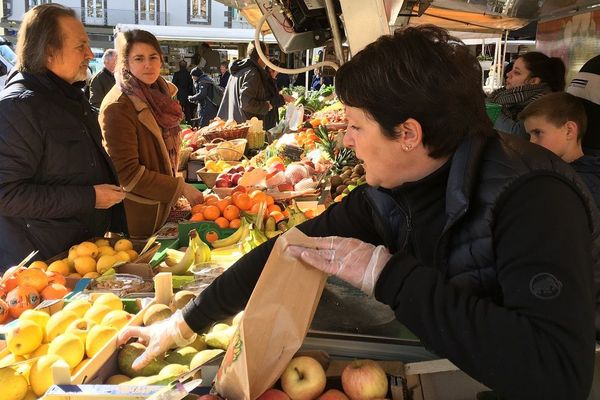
[[249, 190, 267, 204], [6, 286, 41, 318], [203, 205, 221, 221], [41, 283, 70, 300], [249, 202, 260, 215], [204, 194, 219, 205], [205, 231, 219, 243], [222, 205, 240, 221], [229, 218, 241, 229], [214, 217, 230, 229], [29, 261, 48, 271], [304, 209, 316, 219], [265, 195, 275, 206], [4, 275, 19, 293], [46, 271, 67, 287], [190, 213, 205, 222], [191, 204, 206, 215], [233, 193, 252, 211], [17, 268, 49, 293], [231, 185, 247, 194], [216, 197, 232, 212], [269, 211, 285, 223], [0, 298, 8, 323], [267, 204, 282, 214]]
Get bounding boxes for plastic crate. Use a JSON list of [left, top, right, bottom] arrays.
[[485, 102, 502, 123]]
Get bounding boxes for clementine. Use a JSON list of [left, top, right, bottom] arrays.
[[222, 205, 240, 221], [17, 268, 49, 293], [204, 194, 219, 205], [41, 284, 70, 300], [233, 193, 252, 211], [216, 197, 232, 212], [191, 204, 206, 215], [249, 190, 267, 204], [214, 217, 230, 229], [190, 213, 205, 222], [203, 205, 221, 221], [229, 218, 241, 229]]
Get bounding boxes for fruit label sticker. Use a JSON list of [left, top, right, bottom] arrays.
[[216, 327, 242, 382]]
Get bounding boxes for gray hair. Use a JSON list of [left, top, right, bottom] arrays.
[[102, 48, 117, 63], [16, 4, 76, 74]]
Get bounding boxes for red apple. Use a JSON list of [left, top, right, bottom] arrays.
[[281, 356, 326, 400], [318, 389, 349, 400], [231, 173, 243, 186], [197, 395, 223, 400], [215, 178, 231, 188], [341, 360, 388, 400], [257, 388, 290, 400], [277, 183, 294, 192]]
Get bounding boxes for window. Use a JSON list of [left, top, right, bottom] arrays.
[[2, 0, 12, 18], [81, 0, 106, 25], [188, 0, 210, 25], [25, 0, 50, 11], [137, 0, 157, 22]]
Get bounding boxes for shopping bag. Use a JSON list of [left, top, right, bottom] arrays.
[[214, 228, 327, 399]]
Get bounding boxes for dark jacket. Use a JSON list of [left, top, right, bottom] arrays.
[[572, 154, 600, 209], [171, 68, 194, 103], [89, 67, 115, 109], [189, 75, 218, 128], [184, 133, 598, 399], [263, 76, 285, 130], [0, 70, 127, 269], [217, 58, 270, 123], [219, 70, 230, 89]]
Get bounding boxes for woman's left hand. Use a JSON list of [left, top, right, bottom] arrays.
[[182, 183, 204, 206], [288, 237, 391, 296]]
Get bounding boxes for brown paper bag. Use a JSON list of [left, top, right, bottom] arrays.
[[214, 228, 328, 399]]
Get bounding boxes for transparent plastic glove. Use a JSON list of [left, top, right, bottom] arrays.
[[117, 310, 197, 370], [288, 237, 391, 296]]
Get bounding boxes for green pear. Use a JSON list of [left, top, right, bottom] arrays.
[[117, 342, 168, 378], [165, 346, 198, 365]]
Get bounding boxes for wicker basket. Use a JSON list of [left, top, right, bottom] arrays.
[[202, 125, 250, 141], [205, 139, 247, 161], [247, 130, 266, 150]]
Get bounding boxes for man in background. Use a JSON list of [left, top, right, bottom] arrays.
[[171, 59, 195, 124], [219, 60, 230, 89], [89, 48, 116, 108]]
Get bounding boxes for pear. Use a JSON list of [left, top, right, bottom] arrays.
[[189, 349, 224, 371], [142, 304, 172, 326], [204, 325, 237, 350], [117, 342, 168, 378], [169, 290, 195, 311], [159, 363, 189, 378], [165, 346, 197, 365], [188, 335, 208, 351], [105, 374, 131, 384]]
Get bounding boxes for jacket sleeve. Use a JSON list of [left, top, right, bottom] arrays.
[[182, 185, 382, 332], [238, 68, 270, 117], [99, 101, 183, 204], [374, 175, 595, 400], [188, 83, 208, 103], [0, 98, 95, 218], [89, 75, 104, 108]]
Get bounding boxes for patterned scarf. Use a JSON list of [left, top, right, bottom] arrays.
[[116, 68, 184, 174], [488, 83, 551, 120]]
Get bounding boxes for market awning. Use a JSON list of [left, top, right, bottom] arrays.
[[114, 24, 277, 44]]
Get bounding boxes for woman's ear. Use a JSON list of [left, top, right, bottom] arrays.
[[394, 118, 423, 151], [526, 76, 541, 85]]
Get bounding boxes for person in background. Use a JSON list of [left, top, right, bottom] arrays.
[[0, 4, 126, 269], [270, 59, 291, 91], [264, 59, 295, 130], [89, 48, 116, 109], [567, 54, 600, 154], [201, 43, 220, 72], [171, 59, 195, 124], [488, 52, 565, 139], [99, 29, 203, 238], [119, 25, 600, 399], [217, 41, 272, 123], [310, 67, 333, 91], [519, 92, 600, 208], [188, 66, 218, 128], [218, 60, 230, 89]]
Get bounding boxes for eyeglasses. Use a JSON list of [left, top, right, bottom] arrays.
[[128, 55, 162, 65]]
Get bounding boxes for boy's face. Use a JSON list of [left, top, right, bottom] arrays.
[[524, 115, 571, 158]]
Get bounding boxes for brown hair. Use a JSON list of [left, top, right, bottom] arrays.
[[519, 52, 566, 92], [519, 92, 588, 141], [115, 29, 163, 73], [16, 4, 76, 74], [247, 41, 268, 62]]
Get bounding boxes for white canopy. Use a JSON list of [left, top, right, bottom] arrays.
[[114, 24, 277, 44]]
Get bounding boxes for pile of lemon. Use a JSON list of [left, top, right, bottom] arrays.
[[204, 159, 233, 174]]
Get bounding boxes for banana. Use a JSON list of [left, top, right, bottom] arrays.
[[265, 230, 282, 239], [164, 249, 185, 267], [211, 219, 250, 248], [192, 231, 211, 263], [157, 231, 198, 274]]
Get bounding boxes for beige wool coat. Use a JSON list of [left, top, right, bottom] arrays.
[[99, 82, 184, 238]]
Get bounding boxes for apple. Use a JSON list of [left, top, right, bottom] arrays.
[[281, 356, 326, 400], [257, 388, 290, 400], [231, 173, 242, 186], [278, 183, 294, 192], [341, 360, 388, 400], [197, 395, 223, 400], [318, 389, 349, 400], [269, 162, 285, 173], [215, 176, 231, 188]]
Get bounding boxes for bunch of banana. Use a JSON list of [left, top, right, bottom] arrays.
[[211, 218, 251, 249], [158, 229, 211, 275], [264, 216, 283, 239]]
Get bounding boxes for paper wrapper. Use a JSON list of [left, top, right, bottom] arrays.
[[214, 228, 327, 399]]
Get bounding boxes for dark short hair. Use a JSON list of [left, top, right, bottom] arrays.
[[335, 25, 493, 159], [519, 92, 588, 141], [519, 52, 566, 92], [16, 4, 76, 74], [220, 61, 229, 68], [247, 41, 267, 62], [116, 29, 162, 73]]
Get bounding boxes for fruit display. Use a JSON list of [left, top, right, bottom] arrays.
[[0, 292, 133, 398], [157, 229, 211, 275]]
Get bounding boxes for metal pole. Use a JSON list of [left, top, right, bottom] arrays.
[[500, 30, 509, 87], [306, 49, 310, 93], [324, 0, 345, 65]]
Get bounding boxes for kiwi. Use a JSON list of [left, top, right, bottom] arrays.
[[336, 185, 347, 195], [330, 175, 343, 188]]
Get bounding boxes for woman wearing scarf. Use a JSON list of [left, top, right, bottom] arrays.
[[488, 52, 565, 139], [99, 30, 204, 238]]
